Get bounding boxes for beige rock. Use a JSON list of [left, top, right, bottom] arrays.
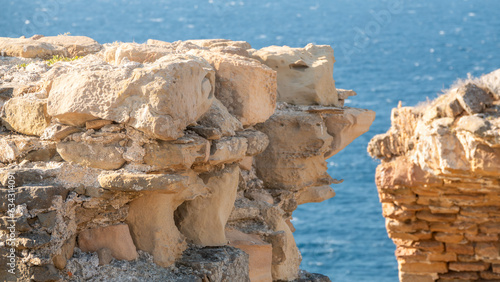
[[52, 235, 76, 270], [1, 97, 51, 136], [236, 130, 269, 156], [0, 134, 56, 163], [57, 141, 125, 170], [86, 119, 113, 130], [296, 185, 336, 205], [252, 44, 339, 106], [196, 98, 243, 137], [125, 170, 208, 267], [226, 229, 273, 282], [239, 156, 253, 171], [143, 134, 210, 170], [255, 111, 334, 191], [0, 35, 101, 59], [176, 164, 240, 246], [104, 42, 175, 64], [456, 83, 493, 114], [209, 136, 248, 165], [184, 39, 252, 50], [188, 49, 277, 126], [263, 207, 301, 280], [99, 171, 197, 193], [323, 108, 376, 158], [40, 123, 80, 141], [47, 54, 215, 140], [78, 224, 138, 261]]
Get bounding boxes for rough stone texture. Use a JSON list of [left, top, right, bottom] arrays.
[[176, 164, 240, 246], [226, 229, 273, 282], [47, 54, 215, 140], [0, 36, 376, 281], [1, 97, 51, 136], [188, 49, 277, 126], [252, 44, 340, 106], [78, 224, 138, 261], [125, 170, 208, 267], [369, 70, 500, 282], [0, 35, 102, 59]]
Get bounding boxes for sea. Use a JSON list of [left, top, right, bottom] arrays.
[[2, 0, 500, 281]]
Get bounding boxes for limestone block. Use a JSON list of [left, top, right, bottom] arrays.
[[125, 170, 208, 267], [0, 35, 102, 59], [143, 134, 210, 170], [196, 98, 243, 137], [226, 229, 273, 282], [176, 164, 240, 246], [184, 39, 252, 50], [47, 54, 215, 140], [109, 43, 174, 64], [323, 108, 376, 158], [176, 246, 250, 281], [53, 236, 76, 270], [262, 207, 301, 281], [99, 171, 199, 193], [188, 49, 277, 126], [254, 111, 334, 191], [236, 130, 269, 156], [1, 97, 51, 136], [296, 185, 336, 205], [57, 141, 125, 170], [251, 44, 339, 106], [456, 83, 494, 114], [41, 124, 80, 141], [0, 134, 56, 163], [209, 136, 248, 165], [78, 224, 138, 261]]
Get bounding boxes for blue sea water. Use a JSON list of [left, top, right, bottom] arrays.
[[2, 0, 500, 281]]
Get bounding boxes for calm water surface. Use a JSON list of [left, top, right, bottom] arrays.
[[2, 0, 500, 281]]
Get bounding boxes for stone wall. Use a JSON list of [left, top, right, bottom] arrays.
[[0, 35, 375, 281], [369, 70, 500, 281]]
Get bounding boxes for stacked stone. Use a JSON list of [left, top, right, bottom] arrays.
[[369, 70, 500, 281], [0, 35, 374, 281]]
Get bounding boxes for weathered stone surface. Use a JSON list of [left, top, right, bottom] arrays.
[[1, 97, 51, 136], [0, 134, 57, 163], [78, 224, 138, 261], [57, 141, 125, 170], [196, 98, 243, 137], [176, 246, 250, 282], [370, 72, 500, 281], [208, 136, 248, 165], [40, 123, 80, 141], [176, 164, 240, 246], [47, 54, 215, 140], [456, 83, 494, 114], [255, 111, 333, 191], [143, 134, 209, 170], [226, 229, 273, 282], [296, 185, 336, 205], [125, 170, 208, 267], [252, 44, 339, 106], [86, 119, 113, 130], [0, 35, 101, 59], [323, 108, 376, 158], [236, 130, 269, 156], [188, 49, 277, 126], [99, 171, 193, 193], [105, 42, 173, 64]]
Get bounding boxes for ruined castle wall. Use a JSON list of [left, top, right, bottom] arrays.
[[369, 71, 500, 281]]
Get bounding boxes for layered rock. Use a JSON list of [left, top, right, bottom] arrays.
[[0, 36, 374, 281], [369, 70, 500, 281]]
